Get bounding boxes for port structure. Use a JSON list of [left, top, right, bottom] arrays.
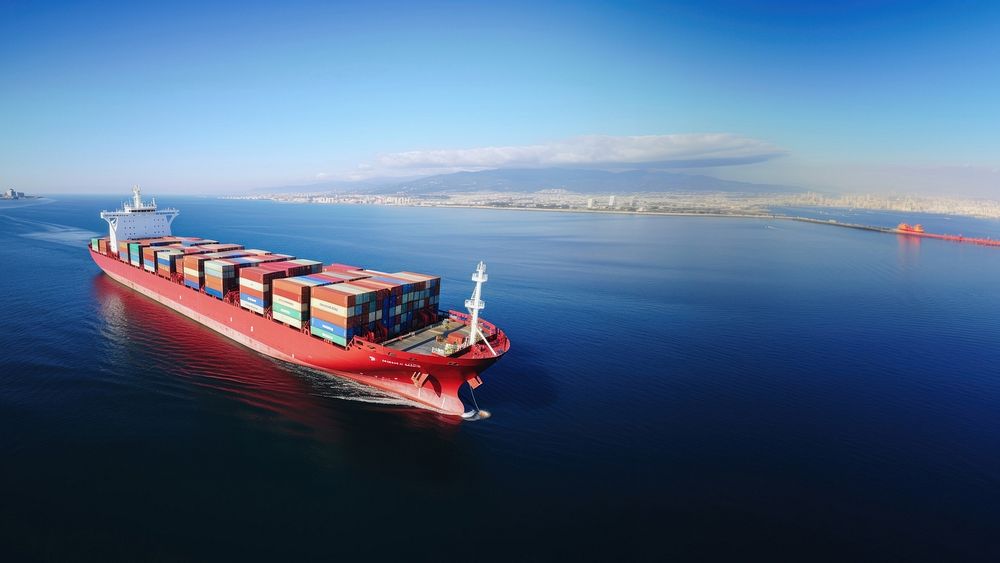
[[792, 217, 1000, 248], [465, 261, 497, 356]]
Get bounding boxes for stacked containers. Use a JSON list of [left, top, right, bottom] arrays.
[[130, 241, 142, 266], [183, 249, 250, 289], [271, 273, 342, 328], [238, 259, 322, 314], [340, 270, 443, 338], [156, 249, 199, 278], [351, 278, 396, 336], [175, 245, 223, 273], [310, 283, 378, 346], [140, 239, 185, 272], [176, 237, 217, 247], [323, 263, 362, 273], [128, 238, 179, 268], [317, 270, 369, 283], [117, 240, 132, 262], [391, 271, 442, 331], [204, 257, 255, 298], [353, 277, 405, 337], [142, 245, 161, 272], [203, 254, 296, 298], [90, 237, 111, 254], [196, 243, 243, 253]]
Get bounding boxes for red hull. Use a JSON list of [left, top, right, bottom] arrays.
[[89, 249, 509, 415]]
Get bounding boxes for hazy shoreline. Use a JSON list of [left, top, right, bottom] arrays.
[[384, 203, 780, 219], [225, 190, 1000, 221]]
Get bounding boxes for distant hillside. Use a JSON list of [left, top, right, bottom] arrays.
[[379, 168, 800, 195], [254, 168, 803, 195]]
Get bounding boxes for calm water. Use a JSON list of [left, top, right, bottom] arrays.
[[2, 197, 1000, 561]]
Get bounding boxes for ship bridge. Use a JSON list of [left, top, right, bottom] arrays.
[[100, 185, 179, 250]]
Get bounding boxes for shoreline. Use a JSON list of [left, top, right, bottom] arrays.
[[392, 203, 780, 219], [249, 199, 1000, 244], [223, 196, 1000, 222]]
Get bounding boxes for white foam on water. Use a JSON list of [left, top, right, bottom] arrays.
[[22, 228, 102, 247], [286, 364, 427, 409], [5, 216, 103, 247]]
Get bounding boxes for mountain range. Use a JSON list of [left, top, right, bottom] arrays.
[[255, 168, 802, 195]]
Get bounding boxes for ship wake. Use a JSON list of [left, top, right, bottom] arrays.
[[4, 216, 102, 247], [290, 365, 428, 410]]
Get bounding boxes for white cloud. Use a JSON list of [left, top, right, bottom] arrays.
[[374, 134, 785, 170]]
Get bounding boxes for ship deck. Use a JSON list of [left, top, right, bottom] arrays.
[[383, 318, 472, 356]]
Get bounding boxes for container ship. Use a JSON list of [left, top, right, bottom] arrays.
[[88, 187, 510, 416]]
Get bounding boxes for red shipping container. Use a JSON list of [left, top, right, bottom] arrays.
[[313, 271, 367, 283], [323, 263, 362, 272], [240, 287, 266, 300], [312, 285, 353, 307]]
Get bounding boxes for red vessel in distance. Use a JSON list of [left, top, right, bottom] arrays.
[[89, 188, 510, 417], [894, 222, 1000, 247], [896, 223, 925, 233]]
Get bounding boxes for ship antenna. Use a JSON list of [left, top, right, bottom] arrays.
[[465, 261, 497, 357]]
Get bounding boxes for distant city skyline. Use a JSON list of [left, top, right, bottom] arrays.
[[1, 1, 998, 197]]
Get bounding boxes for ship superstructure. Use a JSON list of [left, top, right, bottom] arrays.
[[100, 185, 179, 250]]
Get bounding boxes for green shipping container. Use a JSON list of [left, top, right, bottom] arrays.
[[310, 326, 347, 346], [272, 303, 304, 320], [272, 311, 302, 328]]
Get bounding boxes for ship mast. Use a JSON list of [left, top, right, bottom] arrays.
[[465, 261, 497, 356]]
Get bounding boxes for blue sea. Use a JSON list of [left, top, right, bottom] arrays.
[[2, 196, 1000, 561]]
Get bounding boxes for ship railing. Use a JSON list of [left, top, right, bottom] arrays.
[[441, 310, 508, 358], [446, 309, 498, 338]]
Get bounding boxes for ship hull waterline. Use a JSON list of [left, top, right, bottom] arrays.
[[90, 249, 506, 416]]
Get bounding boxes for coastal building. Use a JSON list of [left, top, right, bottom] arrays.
[[3, 188, 25, 199], [608, 195, 616, 208]]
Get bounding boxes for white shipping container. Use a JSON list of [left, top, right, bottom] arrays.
[[240, 300, 265, 314], [239, 278, 269, 292], [273, 294, 306, 310], [310, 298, 350, 317], [273, 311, 303, 328]]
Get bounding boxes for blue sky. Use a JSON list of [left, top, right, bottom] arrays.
[[1, 0, 998, 195]]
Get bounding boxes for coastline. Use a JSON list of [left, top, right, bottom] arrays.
[[222, 193, 1000, 222], [389, 203, 780, 219]]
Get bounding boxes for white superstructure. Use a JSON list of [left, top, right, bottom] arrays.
[[100, 186, 179, 252]]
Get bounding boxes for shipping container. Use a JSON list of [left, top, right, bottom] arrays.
[[183, 249, 254, 290], [154, 248, 187, 277], [310, 324, 348, 347], [323, 263, 362, 273], [203, 255, 294, 299], [237, 259, 323, 314]]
